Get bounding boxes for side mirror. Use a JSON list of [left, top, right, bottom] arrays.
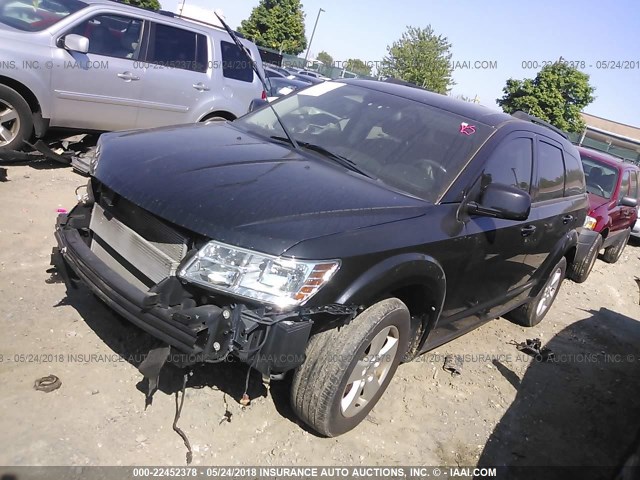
[[468, 183, 531, 221], [63, 34, 89, 54], [620, 196, 638, 208], [248, 98, 268, 113]]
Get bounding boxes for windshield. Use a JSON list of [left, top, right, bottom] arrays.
[[237, 82, 493, 202], [580, 155, 619, 199], [0, 0, 86, 31]]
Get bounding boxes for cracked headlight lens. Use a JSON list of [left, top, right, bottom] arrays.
[[179, 241, 340, 308]]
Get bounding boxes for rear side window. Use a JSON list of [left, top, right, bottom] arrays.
[[147, 23, 207, 73], [482, 137, 533, 192], [221, 41, 254, 82], [619, 171, 630, 200], [535, 141, 566, 202], [563, 151, 586, 196]]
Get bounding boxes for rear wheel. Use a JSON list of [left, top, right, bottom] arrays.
[[290, 298, 410, 437], [602, 230, 630, 264], [507, 257, 566, 327], [568, 235, 602, 283], [0, 85, 33, 152]]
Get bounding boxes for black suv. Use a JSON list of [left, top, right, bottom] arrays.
[[53, 80, 589, 436]]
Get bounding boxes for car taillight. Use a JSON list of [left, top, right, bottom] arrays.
[[261, 90, 267, 100]]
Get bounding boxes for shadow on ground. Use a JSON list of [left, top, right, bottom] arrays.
[[478, 307, 640, 479], [52, 278, 308, 431]]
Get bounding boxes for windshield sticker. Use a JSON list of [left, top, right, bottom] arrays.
[[459, 123, 476, 135], [298, 82, 347, 97]]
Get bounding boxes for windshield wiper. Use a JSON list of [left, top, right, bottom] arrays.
[[214, 12, 299, 150], [297, 141, 374, 179]]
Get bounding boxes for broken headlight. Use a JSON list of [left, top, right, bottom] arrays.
[[178, 241, 340, 308]]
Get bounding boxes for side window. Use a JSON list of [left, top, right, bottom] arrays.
[[221, 41, 254, 82], [563, 151, 586, 196], [147, 23, 207, 73], [72, 15, 143, 60], [619, 171, 630, 201], [534, 141, 565, 202], [481, 137, 533, 192], [630, 172, 639, 200]]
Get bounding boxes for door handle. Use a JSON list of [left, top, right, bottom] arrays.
[[192, 82, 210, 92], [521, 225, 537, 237], [117, 71, 140, 81], [562, 214, 574, 224]]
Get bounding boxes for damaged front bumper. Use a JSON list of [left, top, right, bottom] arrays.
[[52, 206, 354, 375]]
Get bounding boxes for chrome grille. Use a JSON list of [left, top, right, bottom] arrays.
[[89, 202, 188, 290]]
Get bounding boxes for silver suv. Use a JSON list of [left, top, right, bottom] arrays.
[[0, 0, 265, 150]]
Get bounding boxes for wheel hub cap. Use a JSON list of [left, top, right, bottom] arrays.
[[341, 325, 399, 418], [536, 267, 562, 317], [0, 100, 20, 148]]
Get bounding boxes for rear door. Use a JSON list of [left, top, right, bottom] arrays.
[[134, 21, 210, 127], [521, 137, 583, 279]]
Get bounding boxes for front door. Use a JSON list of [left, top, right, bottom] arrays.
[[50, 13, 145, 131]]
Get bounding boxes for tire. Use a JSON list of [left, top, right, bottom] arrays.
[[568, 235, 602, 283], [602, 230, 630, 264], [0, 84, 33, 152], [506, 257, 567, 327], [290, 298, 410, 437]]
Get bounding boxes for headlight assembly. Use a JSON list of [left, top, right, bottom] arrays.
[[179, 241, 340, 308], [584, 215, 597, 230]]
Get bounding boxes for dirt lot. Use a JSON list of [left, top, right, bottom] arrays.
[[1, 162, 639, 473]]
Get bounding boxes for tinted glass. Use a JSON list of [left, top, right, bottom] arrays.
[[581, 155, 619, 199], [563, 151, 586, 196], [0, 0, 86, 31], [148, 23, 207, 73], [237, 83, 493, 202], [482, 137, 533, 192], [221, 41, 253, 82], [535, 141, 565, 202], [73, 15, 142, 60]]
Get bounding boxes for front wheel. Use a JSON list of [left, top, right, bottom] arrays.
[[506, 257, 567, 327], [290, 298, 410, 437]]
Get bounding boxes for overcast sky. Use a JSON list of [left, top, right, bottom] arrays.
[[171, 0, 640, 127]]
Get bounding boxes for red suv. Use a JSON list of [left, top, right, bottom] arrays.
[[578, 146, 639, 265]]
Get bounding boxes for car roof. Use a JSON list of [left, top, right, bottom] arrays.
[[577, 146, 640, 171]]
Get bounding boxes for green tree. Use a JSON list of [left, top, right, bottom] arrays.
[[380, 25, 454, 94], [497, 62, 596, 133], [317, 51, 333, 66], [238, 0, 307, 55], [345, 58, 372, 77], [122, 0, 160, 10]]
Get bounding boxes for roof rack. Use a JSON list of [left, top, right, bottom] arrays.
[[107, 0, 245, 36], [512, 110, 569, 139]]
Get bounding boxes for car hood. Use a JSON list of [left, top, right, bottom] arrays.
[[587, 193, 610, 213], [93, 122, 428, 256]]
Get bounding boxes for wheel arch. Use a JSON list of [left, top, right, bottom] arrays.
[[0, 76, 48, 137], [199, 110, 237, 122], [335, 253, 446, 353]]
